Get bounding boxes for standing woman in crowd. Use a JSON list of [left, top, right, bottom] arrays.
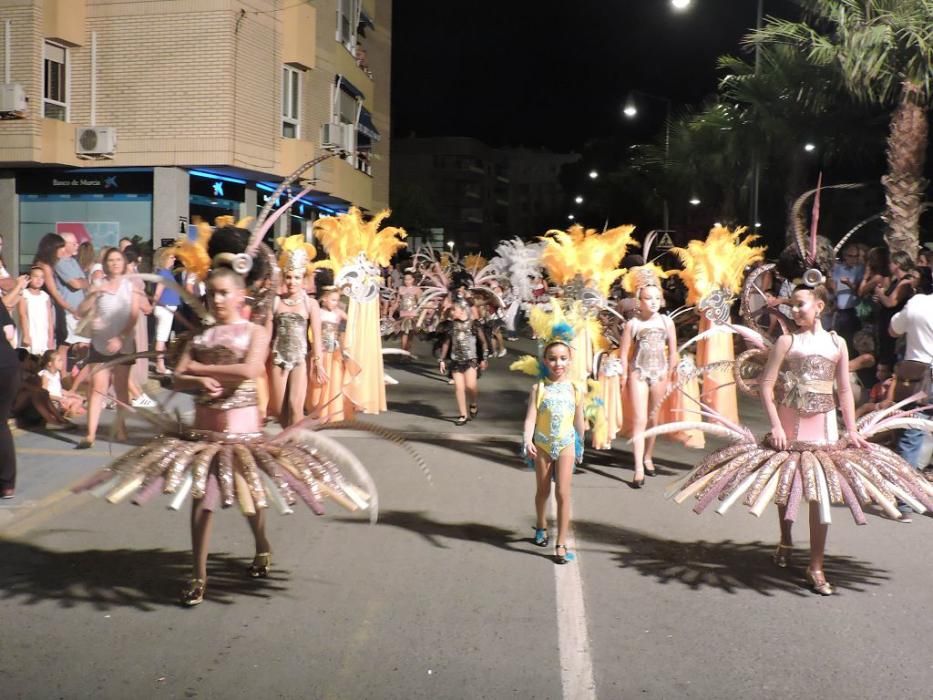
[[0, 296, 20, 498], [123, 246, 155, 408], [151, 246, 180, 375], [77, 247, 139, 448], [874, 250, 914, 367]]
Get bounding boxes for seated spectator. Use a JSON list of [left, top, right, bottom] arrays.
[[38, 349, 85, 417], [12, 349, 71, 429], [848, 329, 877, 407]]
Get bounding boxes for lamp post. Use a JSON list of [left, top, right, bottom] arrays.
[[750, 0, 764, 231], [624, 90, 672, 233]]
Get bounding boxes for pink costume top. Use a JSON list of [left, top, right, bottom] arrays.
[[774, 331, 840, 445], [190, 320, 260, 435]]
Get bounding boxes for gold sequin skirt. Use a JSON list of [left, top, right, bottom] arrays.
[[668, 437, 933, 524], [72, 427, 377, 519]]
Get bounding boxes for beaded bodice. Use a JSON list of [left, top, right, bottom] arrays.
[[450, 319, 478, 362]]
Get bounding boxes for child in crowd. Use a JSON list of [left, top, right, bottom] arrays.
[[395, 271, 421, 354], [18, 267, 54, 356], [38, 349, 85, 417], [308, 284, 356, 423]]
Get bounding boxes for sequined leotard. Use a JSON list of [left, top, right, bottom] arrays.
[[272, 311, 308, 371], [629, 318, 668, 385], [532, 380, 579, 459]]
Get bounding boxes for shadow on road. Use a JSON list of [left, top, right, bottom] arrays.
[[335, 510, 551, 559], [572, 519, 889, 596], [0, 538, 287, 610]]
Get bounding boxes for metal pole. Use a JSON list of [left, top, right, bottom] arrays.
[[663, 100, 671, 233]]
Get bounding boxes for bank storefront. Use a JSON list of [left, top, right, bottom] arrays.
[[16, 169, 153, 270]]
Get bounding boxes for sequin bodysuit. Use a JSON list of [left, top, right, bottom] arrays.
[[631, 319, 668, 385], [533, 380, 578, 459], [272, 311, 308, 371]]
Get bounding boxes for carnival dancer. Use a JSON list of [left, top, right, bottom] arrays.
[[513, 305, 586, 564], [309, 280, 358, 423], [313, 208, 407, 414], [395, 271, 421, 355], [618, 272, 678, 486], [269, 235, 324, 427], [642, 273, 933, 595], [438, 298, 489, 425], [72, 211, 381, 607]]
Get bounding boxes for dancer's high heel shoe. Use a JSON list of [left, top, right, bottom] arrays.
[[644, 458, 656, 477], [805, 568, 834, 596], [248, 552, 272, 579], [772, 544, 792, 568], [180, 577, 206, 606]]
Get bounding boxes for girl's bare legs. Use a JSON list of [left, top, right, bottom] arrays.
[[643, 379, 667, 471], [246, 509, 272, 556], [112, 364, 131, 441], [464, 366, 478, 412], [629, 374, 650, 481], [85, 366, 110, 443], [777, 505, 793, 546], [453, 371, 467, 417], [534, 452, 553, 530], [190, 498, 214, 581], [286, 363, 308, 427], [554, 446, 575, 549], [401, 331, 410, 353], [808, 501, 828, 571], [269, 365, 287, 423]]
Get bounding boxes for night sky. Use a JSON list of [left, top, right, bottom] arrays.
[[392, 0, 800, 152]]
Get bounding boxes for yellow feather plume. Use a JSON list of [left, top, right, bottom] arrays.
[[171, 221, 212, 282], [313, 207, 407, 269], [214, 215, 254, 230], [509, 355, 543, 376], [539, 224, 636, 296], [619, 262, 674, 296], [463, 254, 487, 276], [671, 226, 766, 305], [276, 233, 318, 274]]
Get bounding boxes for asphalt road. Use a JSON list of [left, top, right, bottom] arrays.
[[1, 336, 932, 699]]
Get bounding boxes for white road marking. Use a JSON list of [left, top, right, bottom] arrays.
[[551, 497, 597, 700]]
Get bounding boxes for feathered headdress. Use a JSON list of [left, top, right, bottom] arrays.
[[492, 237, 544, 302], [313, 207, 407, 271], [170, 215, 253, 282], [510, 303, 578, 379], [276, 233, 318, 275], [671, 226, 766, 306], [539, 224, 637, 297]]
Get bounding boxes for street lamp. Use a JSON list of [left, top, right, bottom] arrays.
[[567, 214, 575, 221], [689, 196, 701, 206], [804, 142, 816, 152], [588, 170, 599, 179], [671, 0, 692, 10], [446, 240, 454, 251], [623, 89, 673, 233], [574, 195, 584, 204]]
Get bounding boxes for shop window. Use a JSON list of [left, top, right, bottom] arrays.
[[282, 66, 301, 138], [43, 41, 68, 121]]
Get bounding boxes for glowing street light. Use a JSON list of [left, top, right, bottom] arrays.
[[574, 195, 584, 204], [623, 101, 638, 118], [689, 196, 701, 206], [754, 222, 762, 228], [671, 0, 692, 9], [567, 214, 575, 221], [804, 142, 816, 152], [588, 170, 599, 179], [446, 240, 454, 250]]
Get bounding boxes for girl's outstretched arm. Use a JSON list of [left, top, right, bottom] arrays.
[[523, 385, 538, 458]]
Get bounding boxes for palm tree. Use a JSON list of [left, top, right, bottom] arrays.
[[750, 0, 933, 259]]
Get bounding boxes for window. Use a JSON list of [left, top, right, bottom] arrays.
[[336, 0, 361, 50], [282, 66, 301, 138], [43, 42, 67, 121]]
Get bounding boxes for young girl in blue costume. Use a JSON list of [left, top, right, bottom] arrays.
[[515, 309, 586, 564]]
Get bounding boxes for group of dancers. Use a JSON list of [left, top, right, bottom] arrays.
[[59, 170, 933, 604]]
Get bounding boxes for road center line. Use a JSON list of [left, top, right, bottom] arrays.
[[550, 497, 597, 700]]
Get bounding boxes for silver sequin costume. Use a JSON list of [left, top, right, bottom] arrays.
[[272, 312, 308, 371]]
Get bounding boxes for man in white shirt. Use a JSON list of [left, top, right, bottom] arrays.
[[889, 267, 933, 475]]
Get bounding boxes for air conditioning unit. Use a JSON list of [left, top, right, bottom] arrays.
[[0, 83, 27, 117], [76, 126, 117, 157], [321, 122, 353, 153]]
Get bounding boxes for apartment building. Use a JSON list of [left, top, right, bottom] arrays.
[[391, 137, 579, 253], [0, 0, 391, 271]]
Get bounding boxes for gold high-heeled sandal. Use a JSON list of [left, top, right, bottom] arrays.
[[180, 577, 206, 606], [248, 552, 272, 578], [805, 568, 834, 596], [772, 544, 793, 568]]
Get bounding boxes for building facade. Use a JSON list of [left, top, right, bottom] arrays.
[[0, 0, 391, 271], [391, 136, 579, 253]]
